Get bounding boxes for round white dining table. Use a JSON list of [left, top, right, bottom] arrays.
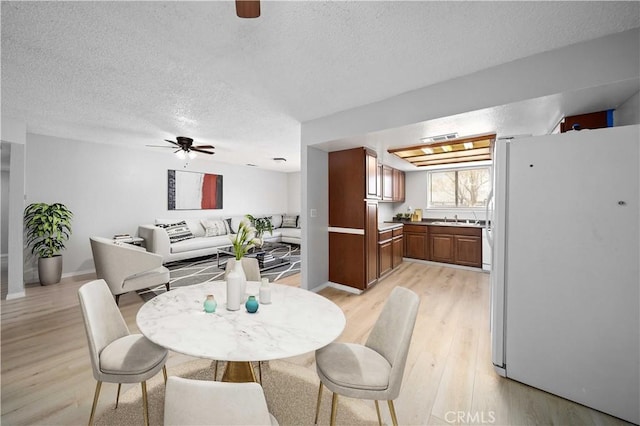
[[136, 281, 345, 381]]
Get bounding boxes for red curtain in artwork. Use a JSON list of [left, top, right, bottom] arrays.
[[201, 174, 218, 209]]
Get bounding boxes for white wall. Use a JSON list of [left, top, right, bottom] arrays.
[[301, 145, 328, 291], [301, 29, 639, 291], [24, 133, 291, 281], [287, 172, 301, 214], [616, 91, 640, 126]]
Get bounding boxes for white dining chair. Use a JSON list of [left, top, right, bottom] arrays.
[[78, 279, 168, 426], [164, 376, 278, 425], [314, 286, 420, 426]]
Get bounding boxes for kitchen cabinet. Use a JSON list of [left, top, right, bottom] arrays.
[[378, 238, 393, 277], [328, 147, 379, 291], [393, 168, 405, 202], [378, 165, 405, 202], [430, 233, 454, 263], [392, 227, 404, 268], [382, 166, 393, 201], [378, 225, 403, 278], [365, 149, 378, 199], [429, 225, 482, 268], [403, 224, 429, 260]]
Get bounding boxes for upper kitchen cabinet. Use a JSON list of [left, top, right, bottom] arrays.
[[365, 149, 378, 199], [379, 165, 405, 203], [329, 147, 378, 228], [392, 168, 405, 202]]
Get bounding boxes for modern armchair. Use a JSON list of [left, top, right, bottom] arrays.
[[224, 257, 262, 281], [78, 279, 168, 426], [314, 286, 420, 426], [90, 236, 170, 304], [164, 376, 278, 425]]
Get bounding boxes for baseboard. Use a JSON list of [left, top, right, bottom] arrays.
[[23, 267, 96, 285], [327, 282, 362, 295], [402, 257, 484, 272], [6, 290, 26, 300]]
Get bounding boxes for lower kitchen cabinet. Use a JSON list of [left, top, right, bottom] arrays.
[[430, 233, 454, 263], [378, 225, 403, 278], [429, 225, 482, 268], [454, 235, 482, 267], [403, 224, 429, 260]]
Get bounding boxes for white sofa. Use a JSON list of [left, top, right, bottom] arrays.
[[138, 214, 301, 264]]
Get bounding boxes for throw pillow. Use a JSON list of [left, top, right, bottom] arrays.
[[225, 218, 236, 234], [271, 214, 283, 229], [282, 215, 298, 228], [157, 221, 194, 243], [201, 219, 228, 237]]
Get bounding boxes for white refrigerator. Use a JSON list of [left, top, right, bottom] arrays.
[[489, 125, 639, 424]]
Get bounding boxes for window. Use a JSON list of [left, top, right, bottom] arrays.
[[428, 166, 491, 209]]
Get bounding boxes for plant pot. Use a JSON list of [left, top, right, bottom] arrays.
[[38, 255, 62, 285]]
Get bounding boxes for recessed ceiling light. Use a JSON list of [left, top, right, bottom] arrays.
[[463, 142, 474, 149], [441, 145, 452, 152], [422, 147, 433, 154]]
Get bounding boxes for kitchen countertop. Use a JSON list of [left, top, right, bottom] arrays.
[[378, 222, 404, 231], [387, 219, 486, 228]]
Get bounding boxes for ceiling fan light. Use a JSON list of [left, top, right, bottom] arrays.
[[188, 150, 197, 159], [175, 150, 186, 160]]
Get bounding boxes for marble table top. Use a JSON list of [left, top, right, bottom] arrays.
[[136, 281, 346, 361]]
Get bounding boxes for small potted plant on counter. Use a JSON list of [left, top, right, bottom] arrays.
[[24, 202, 73, 285]]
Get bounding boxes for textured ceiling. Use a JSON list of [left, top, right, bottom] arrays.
[[2, 1, 639, 171]]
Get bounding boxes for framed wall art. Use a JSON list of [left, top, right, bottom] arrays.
[[168, 170, 223, 210]]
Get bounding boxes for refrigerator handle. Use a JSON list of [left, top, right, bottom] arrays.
[[486, 188, 494, 246]]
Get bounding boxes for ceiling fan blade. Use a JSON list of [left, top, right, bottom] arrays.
[[236, 0, 260, 18], [164, 139, 181, 147], [193, 145, 215, 149], [147, 145, 175, 148], [191, 148, 215, 155]]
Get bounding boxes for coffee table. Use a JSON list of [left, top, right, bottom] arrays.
[[216, 242, 292, 271], [136, 281, 345, 382]]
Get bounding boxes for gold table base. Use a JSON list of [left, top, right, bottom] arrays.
[[221, 361, 257, 382]]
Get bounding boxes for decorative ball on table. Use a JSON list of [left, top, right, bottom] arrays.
[[204, 294, 217, 313], [245, 295, 259, 313]]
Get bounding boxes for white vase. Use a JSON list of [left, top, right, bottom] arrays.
[[226, 268, 241, 311], [233, 259, 247, 302]]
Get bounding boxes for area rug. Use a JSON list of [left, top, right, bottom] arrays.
[[137, 244, 300, 301], [95, 359, 378, 426]]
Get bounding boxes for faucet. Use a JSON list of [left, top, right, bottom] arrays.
[[472, 211, 479, 225], [443, 216, 447, 223], [454, 214, 458, 224]]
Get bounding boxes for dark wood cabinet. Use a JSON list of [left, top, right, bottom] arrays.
[[430, 233, 454, 263], [378, 239, 393, 277], [382, 166, 393, 201], [365, 149, 378, 199], [378, 226, 403, 278], [454, 235, 482, 267], [429, 225, 482, 268], [365, 200, 378, 287], [392, 228, 404, 268], [403, 224, 429, 260], [393, 168, 405, 202], [329, 147, 379, 291]]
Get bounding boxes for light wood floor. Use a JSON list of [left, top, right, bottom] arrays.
[[1, 261, 631, 425]]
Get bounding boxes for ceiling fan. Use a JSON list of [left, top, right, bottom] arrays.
[[236, 0, 260, 18], [148, 136, 215, 159]]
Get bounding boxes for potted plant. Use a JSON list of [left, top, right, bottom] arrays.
[[24, 202, 73, 285], [245, 214, 273, 244]]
